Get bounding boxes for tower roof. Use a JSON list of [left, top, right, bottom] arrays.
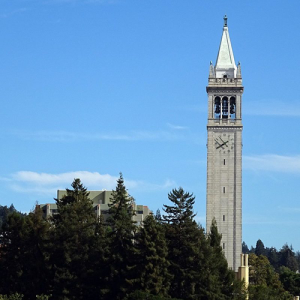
[[215, 15, 237, 78]]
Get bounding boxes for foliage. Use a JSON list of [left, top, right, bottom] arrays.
[[279, 266, 300, 296], [0, 208, 50, 298], [279, 244, 298, 272], [162, 188, 243, 299], [163, 188, 203, 299], [135, 214, 170, 297], [125, 290, 182, 300], [35, 296, 52, 300], [0, 205, 24, 231], [248, 253, 293, 300], [207, 219, 245, 299], [0, 294, 23, 300], [296, 251, 300, 271], [244, 240, 299, 272], [105, 173, 138, 300], [242, 241, 250, 254], [124, 290, 181, 300], [2, 178, 298, 299], [51, 178, 98, 300], [255, 239, 266, 256]]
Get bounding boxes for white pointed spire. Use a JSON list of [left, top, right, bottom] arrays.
[[215, 15, 237, 78]]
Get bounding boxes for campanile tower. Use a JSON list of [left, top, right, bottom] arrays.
[[206, 16, 243, 271]]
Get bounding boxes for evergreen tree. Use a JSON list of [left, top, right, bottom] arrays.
[[135, 214, 170, 297], [249, 246, 255, 254], [125, 290, 182, 300], [0, 212, 26, 295], [0, 208, 50, 299], [163, 188, 209, 299], [267, 247, 279, 271], [242, 241, 250, 254], [279, 244, 298, 272], [0, 205, 22, 230], [89, 215, 110, 299], [248, 253, 293, 300], [279, 267, 300, 297], [126, 290, 182, 300], [51, 179, 97, 300], [105, 173, 138, 300], [208, 219, 244, 299], [255, 239, 266, 256], [296, 251, 300, 271]]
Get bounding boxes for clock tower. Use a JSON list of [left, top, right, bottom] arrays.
[[206, 16, 243, 272]]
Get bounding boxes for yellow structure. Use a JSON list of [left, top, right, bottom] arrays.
[[237, 254, 249, 299]]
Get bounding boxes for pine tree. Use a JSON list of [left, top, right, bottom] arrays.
[[135, 214, 170, 297], [279, 244, 298, 272], [88, 215, 110, 299], [105, 173, 138, 300], [0, 212, 26, 295], [255, 239, 266, 256], [163, 187, 209, 299], [267, 247, 280, 271], [0, 205, 15, 230], [206, 219, 244, 299], [51, 179, 97, 300], [242, 241, 250, 254], [296, 251, 300, 272], [0, 208, 51, 299]]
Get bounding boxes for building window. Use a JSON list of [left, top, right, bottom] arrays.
[[223, 215, 225, 221], [222, 97, 229, 119], [223, 187, 225, 193], [230, 96, 236, 119], [214, 96, 221, 119], [223, 243, 226, 249], [224, 159, 226, 165]]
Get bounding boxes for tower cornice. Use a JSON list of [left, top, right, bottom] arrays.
[[206, 86, 244, 93], [207, 77, 243, 88]]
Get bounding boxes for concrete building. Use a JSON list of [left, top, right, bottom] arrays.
[[206, 16, 243, 272], [39, 190, 151, 225]]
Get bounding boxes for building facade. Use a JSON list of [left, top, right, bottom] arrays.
[[39, 190, 151, 225], [206, 16, 243, 271]]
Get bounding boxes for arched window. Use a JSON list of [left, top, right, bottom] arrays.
[[214, 97, 221, 119], [230, 96, 236, 119], [222, 97, 228, 118]]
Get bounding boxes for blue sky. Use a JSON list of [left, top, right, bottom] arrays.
[[1, 0, 300, 251]]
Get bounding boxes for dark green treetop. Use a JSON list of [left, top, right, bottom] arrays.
[[163, 188, 209, 299], [248, 253, 293, 300], [0, 208, 51, 299], [51, 178, 97, 300], [135, 214, 171, 297], [105, 173, 138, 300]]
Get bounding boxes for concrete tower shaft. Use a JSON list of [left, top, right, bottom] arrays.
[[206, 16, 244, 272]]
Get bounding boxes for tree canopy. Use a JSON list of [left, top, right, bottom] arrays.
[[0, 177, 297, 299]]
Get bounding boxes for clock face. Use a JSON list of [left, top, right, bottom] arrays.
[[214, 133, 234, 153]]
